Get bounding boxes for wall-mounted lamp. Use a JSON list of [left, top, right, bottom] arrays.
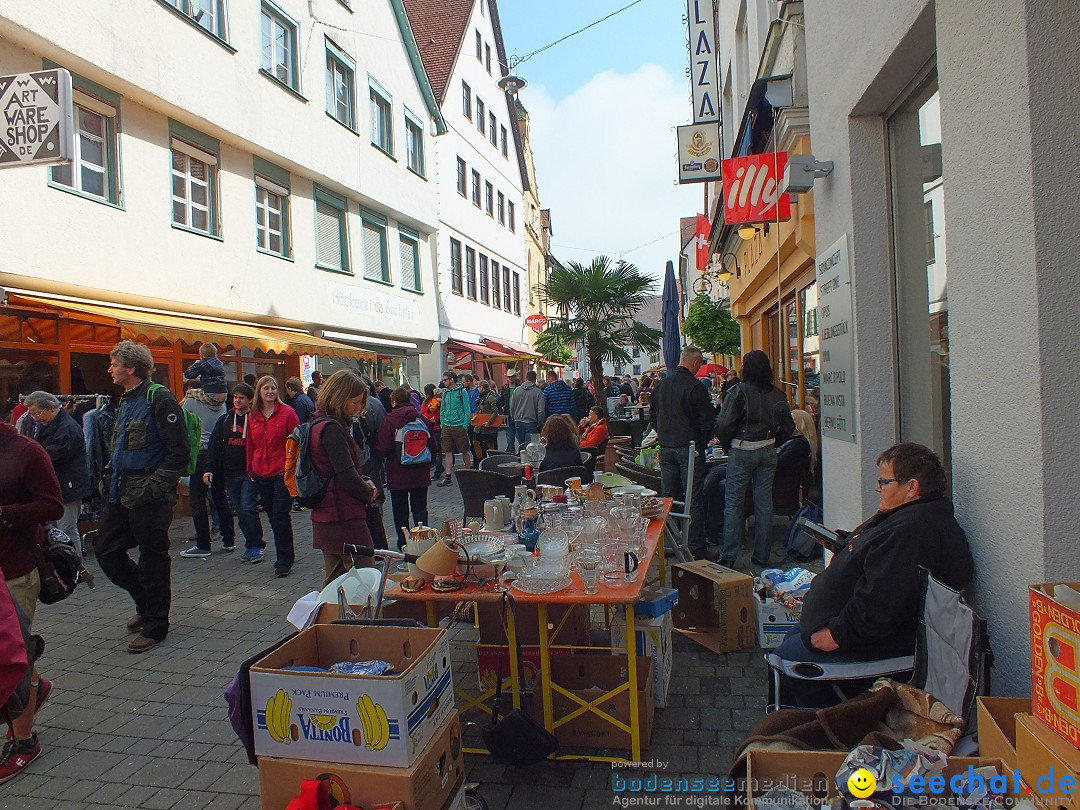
[[782, 154, 834, 194], [737, 223, 770, 241], [714, 252, 742, 282]]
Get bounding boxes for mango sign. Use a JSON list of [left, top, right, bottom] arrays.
[[525, 314, 549, 332], [0, 69, 74, 168]]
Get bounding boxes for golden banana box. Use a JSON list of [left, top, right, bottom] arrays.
[[250, 624, 453, 767], [1030, 582, 1080, 748]]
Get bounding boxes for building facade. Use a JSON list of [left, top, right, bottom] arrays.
[[0, 0, 446, 405]]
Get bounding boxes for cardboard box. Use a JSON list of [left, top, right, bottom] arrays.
[[249, 623, 453, 767], [309, 600, 454, 626], [610, 609, 674, 707], [755, 593, 801, 650], [476, 601, 590, 646], [258, 711, 464, 810], [1029, 582, 1080, 747], [976, 696, 1031, 772], [671, 560, 755, 654], [542, 654, 654, 750], [475, 643, 576, 693], [1017, 713, 1080, 810], [634, 586, 678, 618]]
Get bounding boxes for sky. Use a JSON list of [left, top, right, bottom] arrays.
[[497, 0, 703, 286]]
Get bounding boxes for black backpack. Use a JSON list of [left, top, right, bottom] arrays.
[[35, 526, 83, 605]]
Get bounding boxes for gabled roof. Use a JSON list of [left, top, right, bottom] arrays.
[[401, 0, 473, 106], [680, 216, 698, 251], [541, 209, 551, 234], [389, 0, 448, 134]]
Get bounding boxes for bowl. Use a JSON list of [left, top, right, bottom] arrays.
[[460, 539, 510, 579]]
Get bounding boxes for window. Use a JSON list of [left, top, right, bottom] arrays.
[[485, 44, 492, 74], [479, 255, 490, 304], [361, 209, 390, 282], [500, 125, 508, 158], [405, 113, 424, 176], [633, 364, 641, 376], [370, 82, 393, 155], [254, 159, 290, 258], [325, 40, 355, 129], [456, 157, 467, 196], [166, 0, 227, 39], [632, 346, 640, 359], [512, 272, 521, 315], [476, 30, 482, 60], [485, 182, 493, 217], [50, 90, 120, 205], [492, 261, 501, 309], [170, 132, 218, 235], [508, 201, 515, 232], [497, 192, 505, 225], [260, 3, 298, 91], [489, 112, 497, 146], [314, 186, 349, 272], [465, 247, 477, 300], [450, 238, 463, 295], [471, 170, 481, 206], [476, 99, 485, 134], [462, 82, 471, 120], [399, 228, 421, 291], [502, 266, 511, 310]]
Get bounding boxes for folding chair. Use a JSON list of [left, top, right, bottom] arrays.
[[663, 440, 696, 565], [766, 568, 992, 723]]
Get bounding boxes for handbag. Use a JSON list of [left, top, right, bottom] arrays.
[[34, 526, 83, 605], [481, 593, 559, 767]]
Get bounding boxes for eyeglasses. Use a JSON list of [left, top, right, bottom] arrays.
[[876, 477, 900, 488]]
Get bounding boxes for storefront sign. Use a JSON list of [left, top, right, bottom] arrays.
[[721, 153, 792, 225], [525, 313, 548, 332], [300, 355, 316, 387], [328, 284, 419, 325], [686, 0, 719, 123], [816, 235, 856, 443], [677, 124, 722, 184], [0, 69, 74, 168]]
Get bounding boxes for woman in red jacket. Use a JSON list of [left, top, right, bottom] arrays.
[[376, 387, 432, 551], [309, 371, 375, 587], [246, 376, 299, 577]]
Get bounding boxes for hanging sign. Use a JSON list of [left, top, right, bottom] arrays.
[[686, 0, 719, 123], [817, 235, 856, 443], [721, 153, 792, 225], [677, 124, 722, 184], [525, 313, 548, 332], [0, 69, 74, 168]]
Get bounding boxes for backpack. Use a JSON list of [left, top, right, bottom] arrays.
[[284, 416, 333, 508], [395, 418, 432, 465], [146, 383, 200, 477], [35, 526, 84, 605], [781, 501, 824, 563]]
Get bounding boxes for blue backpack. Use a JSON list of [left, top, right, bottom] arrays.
[[395, 418, 432, 466]]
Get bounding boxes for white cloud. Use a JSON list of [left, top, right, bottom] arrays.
[[523, 64, 700, 284]]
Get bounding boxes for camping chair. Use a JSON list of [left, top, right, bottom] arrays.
[[766, 568, 992, 724], [662, 440, 696, 565], [454, 469, 517, 522]]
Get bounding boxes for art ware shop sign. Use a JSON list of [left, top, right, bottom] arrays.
[[0, 69, 74, 168], [817, 235, 856, 443]]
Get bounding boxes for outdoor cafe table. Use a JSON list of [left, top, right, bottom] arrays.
[[382, 497, 674, 763]]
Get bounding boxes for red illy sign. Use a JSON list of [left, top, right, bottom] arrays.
[[721, 153, 792, 226], [525, 314, 549, 332]]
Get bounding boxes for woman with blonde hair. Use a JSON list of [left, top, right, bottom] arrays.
[[788, 409, 818, 467], [310, 370, 376, 586], [246, 376, 299, 575]]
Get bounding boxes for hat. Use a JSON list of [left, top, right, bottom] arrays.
[[506, 369, 519, 376]]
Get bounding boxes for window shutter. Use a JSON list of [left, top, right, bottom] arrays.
[[316, 200, 342, 270], [400, 238, 418, 290], [362, 220, 385, 280]]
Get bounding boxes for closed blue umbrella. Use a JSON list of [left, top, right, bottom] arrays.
[[661, 260, 681, 371]]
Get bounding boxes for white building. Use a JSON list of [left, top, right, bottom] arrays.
[[0, 0, 445, 402], [404, 0, 533, 383]]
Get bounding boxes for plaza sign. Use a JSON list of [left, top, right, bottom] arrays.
[[686, 0, 719, 123], [0, 69, 73, 168], [721, 153, 792, 225]]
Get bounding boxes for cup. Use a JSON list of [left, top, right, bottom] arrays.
[[576, 549, 602, 594], [539, 484, 563, 501], [565, 476, 582, 490], [602, 542, 639, 586]]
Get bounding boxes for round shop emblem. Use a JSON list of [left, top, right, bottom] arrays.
[[166, 414, 178, 423], [704, 158, 719, 172]]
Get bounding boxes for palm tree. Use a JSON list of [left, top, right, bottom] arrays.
[[535, 256, 662, 407]]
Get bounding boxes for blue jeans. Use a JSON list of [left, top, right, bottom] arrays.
[[514, 420, 537, 453], [505, 415, 517, 454], [721, 446, 778, 562], [251, 473, 294, 569], [222, 474, 263, 550], [659, 446, 706, 553]]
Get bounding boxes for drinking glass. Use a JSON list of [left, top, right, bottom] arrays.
[[601, 542, 639, 587], [576, 550, 602, 594]]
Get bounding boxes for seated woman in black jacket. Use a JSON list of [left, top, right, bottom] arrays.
[[538, 414, 583, 471]]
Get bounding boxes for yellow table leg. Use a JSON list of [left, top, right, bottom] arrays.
[[658, 531, 666, 585], [425, 601, 437, 628], [624, 603, 641, 763], [506, 602, 522, 711], [538, 602, 553, 731]]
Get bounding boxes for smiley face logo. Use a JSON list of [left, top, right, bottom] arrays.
[[847, 768, 877, 798]]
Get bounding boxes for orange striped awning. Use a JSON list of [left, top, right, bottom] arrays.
[[13, 295, 375, 361]]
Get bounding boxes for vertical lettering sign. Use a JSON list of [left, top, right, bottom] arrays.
[[686, 0, 719, 123], [721, 153, 792, 225], [817, 235, 856, 443], [0, 69, 73, 168]]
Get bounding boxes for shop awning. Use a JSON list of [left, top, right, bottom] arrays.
[[482, 338, 542, 359], [445, 339, 515, 361], [13, 295, 376, 361]]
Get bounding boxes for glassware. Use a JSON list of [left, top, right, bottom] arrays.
[[537, 530, 569, 560], [524, 433, 547, 466], [601, 542, 639, 587], [576, 549, 602, 594]]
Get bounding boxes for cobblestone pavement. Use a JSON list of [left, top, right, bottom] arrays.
[[15, 469, 773, 810]]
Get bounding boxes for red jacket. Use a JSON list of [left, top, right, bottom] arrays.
[[0, 422, 64, 579], [246, 402, 299, 478], [376, 405, 433, 491], [580, 419, 610, 449], [420, 396, 440, 430]]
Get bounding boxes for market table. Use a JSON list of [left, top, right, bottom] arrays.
[[382, 497, 673, 763]]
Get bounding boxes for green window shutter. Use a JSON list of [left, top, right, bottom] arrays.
[[315, 199, 343, 270]]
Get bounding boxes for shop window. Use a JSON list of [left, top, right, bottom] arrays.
[[800, 282, 820, 407], [0, 350, 60, 419], [23, 317, 59, 345], [889, 72, 950, 472], [0, 314, 20, 342]]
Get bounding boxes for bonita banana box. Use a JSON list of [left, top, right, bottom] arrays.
[[250, 624, 453, 767]]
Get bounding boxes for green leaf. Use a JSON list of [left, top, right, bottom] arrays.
[[681, 295, 741, 358]]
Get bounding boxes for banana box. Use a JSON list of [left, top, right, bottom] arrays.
[[250, 624, 453, 767], [609, 609, 673, 707], [1030, 582, 1080, 748]]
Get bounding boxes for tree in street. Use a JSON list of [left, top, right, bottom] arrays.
[[682, 294, 741, 363], [535, 256, 661, 408]]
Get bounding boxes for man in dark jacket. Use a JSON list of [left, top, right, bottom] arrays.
[[776, 443, 974, 707], [96, 340, 189, 653], [649, 346, 716, 558], [285, 377, 314, 424], [204, 383, 263, 561]]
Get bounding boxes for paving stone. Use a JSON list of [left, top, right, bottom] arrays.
[[508, 784, 584, 809]]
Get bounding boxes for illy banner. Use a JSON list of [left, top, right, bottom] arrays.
[[721, 153, 792, 225]]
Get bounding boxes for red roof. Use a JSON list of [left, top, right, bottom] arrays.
[[540, 209, 552, 234], [402, 0, 474, 105]]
